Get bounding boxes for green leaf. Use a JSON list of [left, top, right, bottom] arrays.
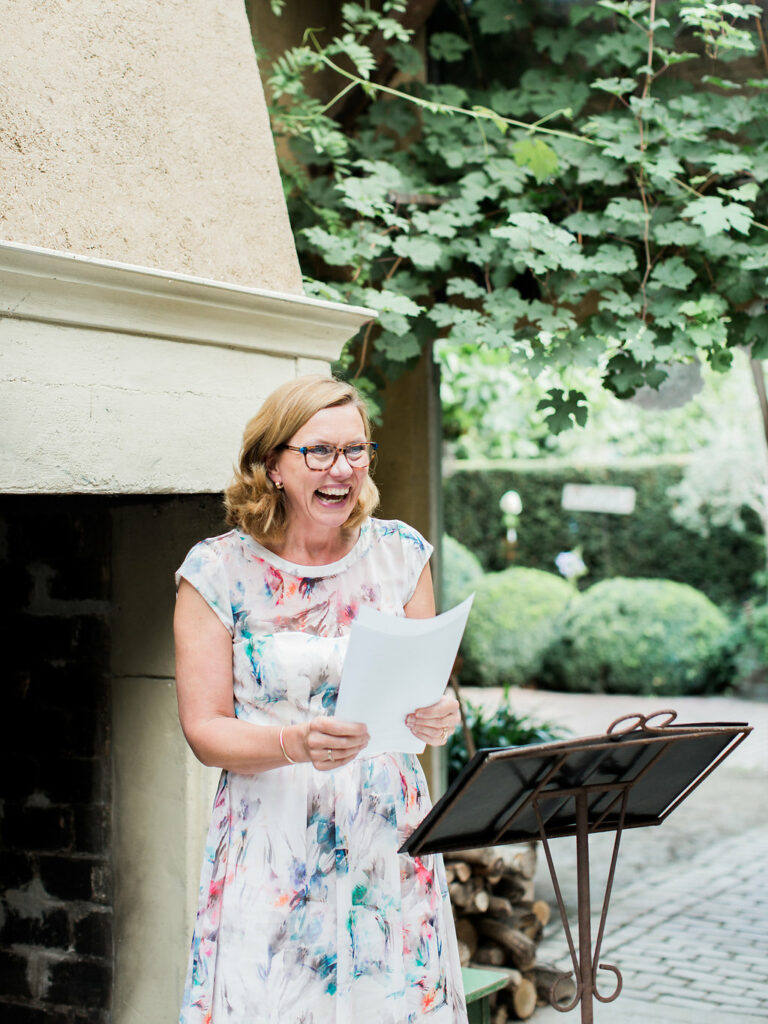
[[301, 227, 360, 265], [388, 42, 424, 76], [678, 294, 730, 320], [534, 26, 580, 64], [708, 151, 754, 175], [377, 330, 422, 362], [446, 278, 487, 299], [474, 0, 531, 34], [536, 388, 588, 434], [720, 182, 759, 203], [592, 77, 636, 96], [682, 196, 755, 236], [327, 35, 377, 80], [649, 257, 697, 291], [512, 138, 559, 183], [492, 213, 583, 273], [411, 207, 463, 240], [360, 289, 422, 319], [604, 197, 648, 225], [653, 221, 704, 246], [429, 32, 471, 62], [624, 322, 657, 363], [392, 235, 444, 269], [645, 152, 684, 181], [587, 244, 638, 274], [604, 352, 666, 398]]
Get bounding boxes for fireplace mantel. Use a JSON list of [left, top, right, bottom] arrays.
[[0, 240, 375, 494]]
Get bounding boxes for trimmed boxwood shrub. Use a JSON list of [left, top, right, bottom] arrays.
[[461, 567, 577, 687], [442, 534, 484, 609], [443, 458, 763, 606], [538, 578, 731, 696]]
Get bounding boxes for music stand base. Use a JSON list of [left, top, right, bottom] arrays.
[[536, 792, 625, 1021]]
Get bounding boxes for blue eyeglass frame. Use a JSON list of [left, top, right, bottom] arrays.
[[281, 442, 378, 470]]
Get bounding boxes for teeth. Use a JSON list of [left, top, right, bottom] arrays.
[[317, 487, 349, 496]]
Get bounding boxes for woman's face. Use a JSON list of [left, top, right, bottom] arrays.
[[270, 404, 369, 537]]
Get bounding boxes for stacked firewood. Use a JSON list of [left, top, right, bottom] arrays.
[[445, 844, 575, 1021]]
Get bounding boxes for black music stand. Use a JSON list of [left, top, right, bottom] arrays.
[[400, 711, 752, 1023]]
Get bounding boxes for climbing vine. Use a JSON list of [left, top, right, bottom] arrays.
[[266, 0, 768, 429]]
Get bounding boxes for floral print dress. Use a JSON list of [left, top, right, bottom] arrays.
[[176, 518, 468, 1024]]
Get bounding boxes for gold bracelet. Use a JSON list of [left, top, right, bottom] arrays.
[[279, 725, 296, 765]]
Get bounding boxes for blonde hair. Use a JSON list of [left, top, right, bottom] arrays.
[[224, 375, 379, 542]]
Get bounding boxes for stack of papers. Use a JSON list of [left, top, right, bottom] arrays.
[[335, 595, 474, 758]]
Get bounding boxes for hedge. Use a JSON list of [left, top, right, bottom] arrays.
[[538, 577, 731, 696], [443, 457, 762, 607], [442, 535, 484, 609], [460, 566, 576, 687]]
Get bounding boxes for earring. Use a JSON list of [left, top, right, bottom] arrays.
[[274, 481, 283, 490]]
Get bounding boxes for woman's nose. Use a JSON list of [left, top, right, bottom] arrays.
[[329, 451, 354, 476]]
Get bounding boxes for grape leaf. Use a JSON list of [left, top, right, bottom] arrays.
[[392, 235, 444, 268], [683, 196, 755, 236], [512, 138, 559, 183], [536, 389, 589, 434], [649, 257, 697, 291], [429, 33, 471, 62]]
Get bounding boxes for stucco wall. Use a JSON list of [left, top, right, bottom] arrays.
[[0, 0, 302, 293]]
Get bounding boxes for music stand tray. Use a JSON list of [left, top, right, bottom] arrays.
[[400, 710, 752, 1022]]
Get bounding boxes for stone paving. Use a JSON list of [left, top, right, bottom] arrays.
[[534, 825, 768, 1022], [461, 688, 768, 1022]]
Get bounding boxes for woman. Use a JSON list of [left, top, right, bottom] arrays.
[[174, 374, 468, 1024]]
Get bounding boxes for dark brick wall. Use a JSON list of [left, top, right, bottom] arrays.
[[1, 497, 113, 1024]]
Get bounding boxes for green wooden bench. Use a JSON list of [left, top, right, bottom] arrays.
[[462, 965, 509, 1024]]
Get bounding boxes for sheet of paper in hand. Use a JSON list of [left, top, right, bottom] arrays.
[[335, 594, 474, 758]]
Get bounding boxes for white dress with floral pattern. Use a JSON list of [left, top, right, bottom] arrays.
[[176, 518, 468, 1024]]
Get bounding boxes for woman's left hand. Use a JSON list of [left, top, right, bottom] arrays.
[[406, 694, 461, 746]]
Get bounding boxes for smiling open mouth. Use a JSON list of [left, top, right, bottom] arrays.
[[315, 487, 350, 504]]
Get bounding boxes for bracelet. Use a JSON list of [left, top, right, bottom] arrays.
[[279, 725, 296, 765]]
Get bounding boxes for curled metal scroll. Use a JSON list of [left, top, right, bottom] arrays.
[[607, 709, 677, 735], [548, 972, 582, 1013], [594, 962, 623, 1003]]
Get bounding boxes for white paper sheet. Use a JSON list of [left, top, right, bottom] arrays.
[[334, 594, 474, 758]]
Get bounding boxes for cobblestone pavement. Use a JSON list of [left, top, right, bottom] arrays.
[[461, 689, 768, 1022], [534, 825, 768, 1022]]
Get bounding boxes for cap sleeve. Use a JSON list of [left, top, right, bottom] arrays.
[[398, 522, 434, 605], [175, 540, 234, 636]]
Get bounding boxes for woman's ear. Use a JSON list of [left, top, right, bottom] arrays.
[[265, 451, 282, 488]]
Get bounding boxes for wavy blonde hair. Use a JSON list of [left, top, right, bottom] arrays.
[[224, 375, 379, 542]]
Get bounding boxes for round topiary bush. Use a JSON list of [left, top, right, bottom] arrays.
[[461, 567, 577, 687], [442, 535, 484, 608], [538, 577, 731, 696]]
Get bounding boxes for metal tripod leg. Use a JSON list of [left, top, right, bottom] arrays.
[[534, 793, 626, 1021]]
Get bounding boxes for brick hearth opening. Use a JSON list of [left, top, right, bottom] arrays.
[[1, 496, 113, 1024]]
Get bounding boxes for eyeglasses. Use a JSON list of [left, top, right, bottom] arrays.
[[281, 442, 378, 471]]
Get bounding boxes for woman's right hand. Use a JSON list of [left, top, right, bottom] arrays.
[[299, 716, 369, 771]]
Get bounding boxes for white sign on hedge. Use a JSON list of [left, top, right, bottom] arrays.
[[561, 483, 636, 515]]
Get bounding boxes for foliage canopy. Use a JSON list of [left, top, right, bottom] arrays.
[[268, 1, 768, 427]]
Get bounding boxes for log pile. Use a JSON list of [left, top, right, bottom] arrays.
[[445, 844, 576, 1021]]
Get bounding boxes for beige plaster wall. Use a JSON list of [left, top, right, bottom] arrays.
[[1, 0, 302, 293]]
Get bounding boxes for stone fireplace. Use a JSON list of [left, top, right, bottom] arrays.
[[0, 3, 373, 1020]]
